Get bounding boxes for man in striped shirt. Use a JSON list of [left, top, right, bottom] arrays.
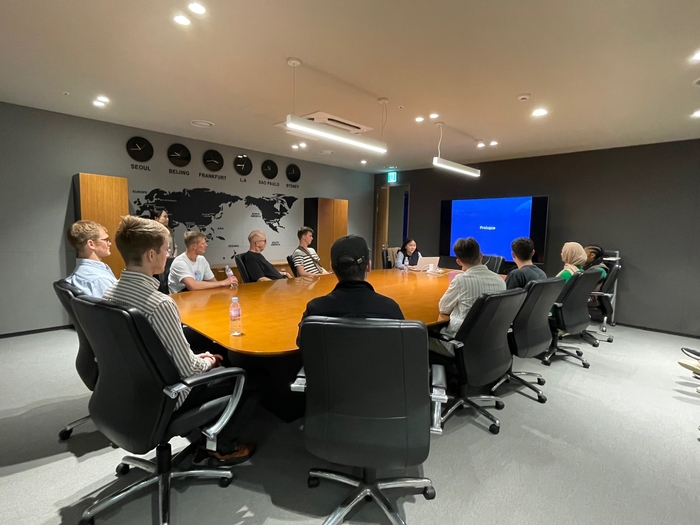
[[103, 216, 255, 466], [292, 226, 330, 276], [430, 237, 506, 356]]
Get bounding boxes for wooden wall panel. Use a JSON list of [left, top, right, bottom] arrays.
[[304, 198, 348, 270], [75, 173, 129, 277]]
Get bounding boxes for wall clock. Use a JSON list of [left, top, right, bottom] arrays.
[[286, 164, 301, 182], [261, 159, 278, 179], [234, 155, 253, 175], [126, 136, 154, 162], [167, 143, 191, 167], [203, 149, 224, 172]]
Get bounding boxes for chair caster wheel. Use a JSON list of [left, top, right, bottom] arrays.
[[58, 429, 73, 441], [218, 477, 232, 488], [115, 463, 130, 476], [495, 401, 505, 410], [79, 518, 94, 525], [307, 477, 320, 488], [489, 424, 500, 435], [538, 395, 547, 404], [606, 338, 613, 343], [537, 378, 546, 386], [423, 486, 436, 500], [542, 360, 551, 366], [576, 350, 584, 357], [601, 327, 607, 333], [592, 342, 599, 348], [582, 362, 590, 369]]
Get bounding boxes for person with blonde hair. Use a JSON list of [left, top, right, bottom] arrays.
[[168, 231, 237, 293], [65, 220, 117, 297], [556, 242, 587, 282]]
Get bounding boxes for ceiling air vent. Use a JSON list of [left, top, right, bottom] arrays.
[[275, 111, 373, 135]]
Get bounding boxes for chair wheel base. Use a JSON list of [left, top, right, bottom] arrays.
[[582, 362, 591, 369], [537, 378, 546, 386], [423, 486, 436, 500], [489, 424, 500, 435], [538, 394, 547, 404], [308, 476, 320, 488], [218, 477, 232, 488], [115, 463, 130, 476]]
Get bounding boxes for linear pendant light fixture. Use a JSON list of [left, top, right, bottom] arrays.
[[286, 115, 388, 154], [431, 122, 480, 178]]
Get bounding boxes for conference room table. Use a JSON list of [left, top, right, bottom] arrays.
[[170, 269, 454, 356]]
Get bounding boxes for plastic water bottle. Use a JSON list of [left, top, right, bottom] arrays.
[[403, 261, 409, 274], [229, 297, 242, 336], [225, 265, 236, 288]]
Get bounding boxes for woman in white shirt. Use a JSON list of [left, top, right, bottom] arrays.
[[395, 238, 421, 270]]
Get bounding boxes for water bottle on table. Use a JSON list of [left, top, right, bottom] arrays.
[[225, 265, 237, 288], [229, 297, 242, 336]]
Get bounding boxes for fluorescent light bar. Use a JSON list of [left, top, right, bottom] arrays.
[[286, 114, 387, 154], [432, 157, 480, 178]]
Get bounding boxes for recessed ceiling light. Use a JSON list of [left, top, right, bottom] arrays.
[[292, 144, 299, 149], [190, 119, 214, 127], [360, 160, 367, 165], [490, 141, 498, 146], [691, 110, 700, 118], [429, 113, 439, 119], [532, 108, 548, 117], [174, 15, 191, 26], [690, 50, 700, 63], [63, 92, 70, 96], [93, 100, 105, 107], [96, 95, 109, 103], [299, 142, 306, 148], [415, 117, 424, 122], [188, 2, 206, 14], [476, 141, 485, 148]]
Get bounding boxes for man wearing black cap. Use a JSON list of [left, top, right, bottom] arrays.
[[298, 235, 404, 327]]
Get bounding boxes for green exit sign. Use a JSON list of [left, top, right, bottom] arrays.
[[387, 172, 397, 183]]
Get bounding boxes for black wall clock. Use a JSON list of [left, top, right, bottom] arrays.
[[261, 159, 278, 179], [286, 164, 301, 182], [126, 136, 154, 162], [167, 143, 191, 167], [203, 149, 224, 172], [234, 155, 253, 175]]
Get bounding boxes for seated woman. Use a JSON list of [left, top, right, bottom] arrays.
[[556, 242, 587, 282], [394, 238, 421, 270], [583, 245, 608, 280]]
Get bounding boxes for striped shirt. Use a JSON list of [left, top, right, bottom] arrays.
[[292, 247, 324, 274], [103, 270, 211, 408], [440, 264, 506, 338]]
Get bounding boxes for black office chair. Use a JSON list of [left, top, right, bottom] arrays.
[[482, 255, 505, 274], [235, 254, 252, 283], [53, 280, 98, 440], [491, 278, 566, 404], [587, 264, 621, 342], [71, 295, 246, 525], [292, 316, 436, 525], [430, 289, 527, 435], [542, 269, 601, 368], [287, 255, 299, 277], [381, 248, 392, 269], [154, 256, 174, 294]]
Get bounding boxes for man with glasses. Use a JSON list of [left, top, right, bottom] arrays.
[[65, 220, 117, 297], [168, 231, 237, 293], [243, 230, 292, 282]]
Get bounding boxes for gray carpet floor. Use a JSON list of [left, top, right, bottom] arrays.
[[1, 324, 699, 525]]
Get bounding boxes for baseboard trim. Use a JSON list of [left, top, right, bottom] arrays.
[[614, 323, 700, 340], [0, 325, 73, 339]]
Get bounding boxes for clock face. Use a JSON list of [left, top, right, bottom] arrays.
[[167, 143, 191, 167], [286, 163, 301, 183], [126, 136, 154, 162], [202, 149, 224, 172], [261, 159, 278, 179], [234, 155, 253, 175]]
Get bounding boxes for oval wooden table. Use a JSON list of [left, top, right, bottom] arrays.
[[170, 269, 453, 356]]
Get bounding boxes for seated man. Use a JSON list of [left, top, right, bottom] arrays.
[[298, 235, 403, 344], [65, 220, 117, 297], [103, 216, 255, 465], [243, 230, 292, 281], [505, 237, 547, 290], [168, 231, 237, 293], [430, 237, 506, 356], [292, 226, 330, 276]]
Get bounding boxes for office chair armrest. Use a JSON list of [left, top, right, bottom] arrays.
[[164, 367, 247, 452], [552, 302, 563, 309], [589, 292, 613, 298], [428, 331, 464, 349], [291, 367, 306, 392], [430, 364, 448, 435]]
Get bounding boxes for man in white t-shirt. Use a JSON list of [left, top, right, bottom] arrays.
[[168, 231, 237, 293]]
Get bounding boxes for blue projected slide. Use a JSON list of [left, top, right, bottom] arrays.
[[450, 197, 533, 260]]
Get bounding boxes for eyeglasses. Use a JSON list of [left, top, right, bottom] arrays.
[[256, 239, 267, 244]]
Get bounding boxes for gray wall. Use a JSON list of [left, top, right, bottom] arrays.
[[379, 139, 700, 337], [387, 185, 407, 247], [0, 102, 375, 335]]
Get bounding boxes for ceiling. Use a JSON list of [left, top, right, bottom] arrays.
[[1, 0, 699, 173]]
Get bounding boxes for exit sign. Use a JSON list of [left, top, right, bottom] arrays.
[[387, 172, 397, 183]]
